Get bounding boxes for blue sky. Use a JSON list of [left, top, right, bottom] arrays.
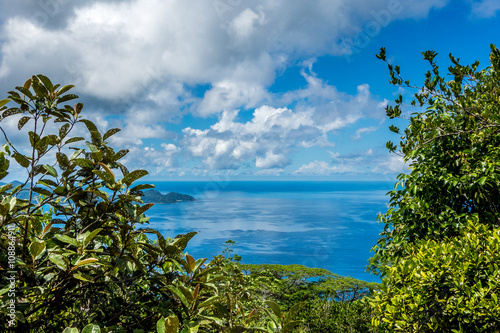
[[0, 0, 499, 181]]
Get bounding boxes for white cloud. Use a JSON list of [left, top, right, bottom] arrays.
[[294, 149, 404, 175], [0, 0, 449, 106], [0, 0, 449, 176], [352, 126, 378, 140], [294, 160, 341, 175], [372, 154, 409, 174], [121, 143, 181, 175], [256, 151, 289, 169], [469, 0, 500, 17], [182, 74, 384, 171]]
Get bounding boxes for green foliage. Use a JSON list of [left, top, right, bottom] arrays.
[[240, 264, 378, 307], [298, 297, 377, 333], [372, 221, 500, 332], [371, 45, 500, 331], [0, 75, 192, 331], [239, 264, 379, 332]]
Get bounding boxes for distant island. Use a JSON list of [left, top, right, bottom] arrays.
[[140, 189, 196, 204]]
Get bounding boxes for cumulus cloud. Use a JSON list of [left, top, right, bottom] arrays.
[[0, 0, 450, 107], [182, 72, 384, 170], [120, 143, 181, 176], [0, 0, 450, 176]]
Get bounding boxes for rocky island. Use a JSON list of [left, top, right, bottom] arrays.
[[140, 189, 196, 204]]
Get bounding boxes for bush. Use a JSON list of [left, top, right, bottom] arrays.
[[372, 221, 500, 332]]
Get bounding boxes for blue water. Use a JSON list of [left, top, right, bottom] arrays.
[[144, 181, 392, 282]]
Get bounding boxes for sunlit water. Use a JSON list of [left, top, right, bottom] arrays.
[[145, 181, 392, 282]]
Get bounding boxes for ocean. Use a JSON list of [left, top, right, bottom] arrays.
[[146, 181, 393, 282]]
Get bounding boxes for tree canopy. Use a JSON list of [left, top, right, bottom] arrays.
[[371, 44, 500, 332]]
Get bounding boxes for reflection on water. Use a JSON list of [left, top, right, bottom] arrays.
[[146, 181, 391, 282]]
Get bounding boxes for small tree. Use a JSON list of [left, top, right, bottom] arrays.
[[370, 45, 500, 331]]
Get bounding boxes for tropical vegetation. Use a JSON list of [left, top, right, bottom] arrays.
[[370, 44, 500, 332]]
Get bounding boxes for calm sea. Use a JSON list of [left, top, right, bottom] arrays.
[[146, 181, 393, 282]]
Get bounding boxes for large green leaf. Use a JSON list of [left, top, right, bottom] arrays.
[[49, 253, 68, 270], [264, 300, 282, 320], [55, 234, 78, 247], [29, 240, 46, 260], [122, 169, 149, 186]]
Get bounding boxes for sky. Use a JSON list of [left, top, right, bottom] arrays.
[[0, 0, 499, 182]]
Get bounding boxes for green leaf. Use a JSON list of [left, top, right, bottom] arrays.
[[55, 234, 78, 247], [32, 187, 51, 196], [284, 302, 304, 324], [157, 315, 179, 333], [113, 149, 129, 162], [73, 273, 92, 282], [56, 152, 70, 168], [43, 164, 58, 177], [65, 136, 85, 144], [29, 240, 46, 260], [83, 228, 103, 248], [74, 258, 99, 268], [282, 320, 303, 333], [122, 169, 149, 186], [57, 94, 78, 103], [86, 142, 100, 153], [49, 253, 68, 270], [1, 107, 23, 120], [139, 228, 167, 251], [81, 324, 101, 333], [36, 74, 54, 92], [165, 285, 191, 309], [0, 98, 10, 108], [57, 84, 74, 95], [197, 295, 220, 309], [103, 128, 121, 140], [157, 317, 166, 333], [137, 203, 154, 216], [93, 170, 114, 184], [186, 254, 196, 272], [72, 158, 94, 169], [62, 328, 79, 333], [37, 178, 57, 187], [264, 300, 282, 320], [59, 123, 70, 138], [130, 183, 155, 192], [13, 152, 30, 168], [18, 116, 31, 130], [170, 232, 197, 252]]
